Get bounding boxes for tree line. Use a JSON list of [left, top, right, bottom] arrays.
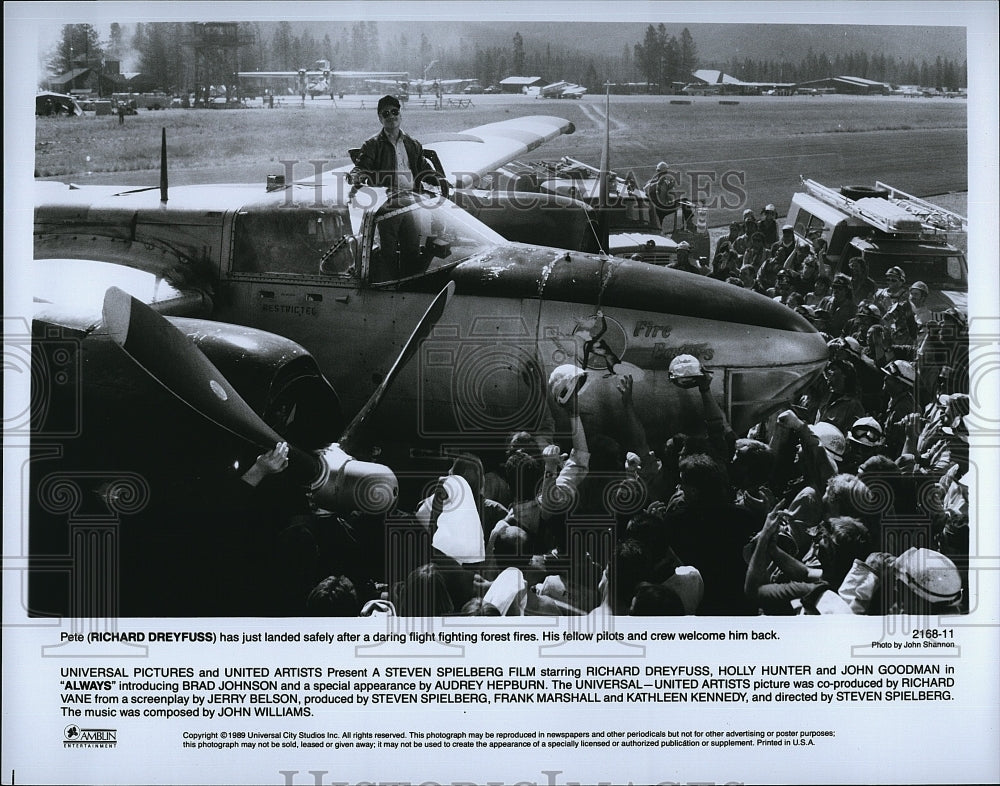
[[48, 22, 966, 95], [718, 49, 967, 91]]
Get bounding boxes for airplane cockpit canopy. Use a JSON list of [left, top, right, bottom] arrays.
[[232, 206, 353, 277], [231, 190, 504, 284], [369, 190, 505, 283]]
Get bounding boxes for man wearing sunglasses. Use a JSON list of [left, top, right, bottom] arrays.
[[349, 95, 427, 191], [350, 95, 432, 278]]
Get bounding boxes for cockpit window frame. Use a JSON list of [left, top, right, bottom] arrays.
[[359, 189, 504, 288]]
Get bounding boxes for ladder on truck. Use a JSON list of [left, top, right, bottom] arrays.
[[874, 181, 968, 234], [801, 178, 966, 237]]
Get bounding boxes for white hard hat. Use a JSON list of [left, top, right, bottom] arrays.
[[809, 422, 846, 462], [894, 547, 962, 606], [668, 354, 702, 379], [548, 364, 588, 405]]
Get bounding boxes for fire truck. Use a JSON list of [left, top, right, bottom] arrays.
[[787, 179, 968, 316]]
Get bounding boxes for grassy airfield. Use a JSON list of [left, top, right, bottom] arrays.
[[34, 92, 966, 227]]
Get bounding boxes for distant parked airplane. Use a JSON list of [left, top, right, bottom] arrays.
[[237, 59, 407, 100]]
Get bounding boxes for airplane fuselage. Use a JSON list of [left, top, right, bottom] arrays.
[[34, 180, 829, 450]]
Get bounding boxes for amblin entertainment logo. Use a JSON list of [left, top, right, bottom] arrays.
[[64, 724, 117, 748]]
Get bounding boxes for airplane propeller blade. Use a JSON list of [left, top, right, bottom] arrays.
[[102, 286, 399, 514], [339, 280, 455, 452], [100, 286, 314, 482]]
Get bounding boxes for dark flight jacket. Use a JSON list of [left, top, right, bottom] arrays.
[[351, 129, 425, 190]]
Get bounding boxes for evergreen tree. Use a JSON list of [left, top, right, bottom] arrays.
[[107, 23, 124, 63], [272, 22, 293, 68], [512, 32, 525, 75], [51, 23, 103, 73], [633, 24, 661, 89], [679, 27, 697, 75]]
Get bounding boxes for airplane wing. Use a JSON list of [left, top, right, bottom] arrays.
[[239, 70, 407, 81], [428, 115, 576, 186], [308, 114, 575, 189], [335, 71, 407, 80], [33, 257, 212, 326], [33, 181, 216, 321], [364, 78, 407, 87], [237, 70, 323, 79]]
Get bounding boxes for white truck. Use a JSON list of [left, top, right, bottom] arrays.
[[787, 179, 968, 316]]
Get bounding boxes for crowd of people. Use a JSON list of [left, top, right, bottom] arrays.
[[248, 285, 968, 617], [238, 107, 969, 618]]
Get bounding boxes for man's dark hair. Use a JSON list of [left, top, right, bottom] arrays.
[[306, 575, 360, 616], [612, 538, 652, 613], [678, 453, 730, 501], [504, 449, 544, 503], [733, 438, 775, 487], [492, 524, 531, 571], [630, 582, 685, 616], [377, 94, 400, 113]]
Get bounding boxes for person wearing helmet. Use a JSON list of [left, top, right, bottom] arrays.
[[667, 241, 703, 274], [817, 358, 867, 438], [824, 273, 856, 337], [846, 300, 884, 345], [880, 359, 916, 456], [758, 204, 779, 246], [643, 161, 693, 231], [770, 224, 809, 274], [828, 335, 882, 415], [770, 267, 799, 304], [841, 416, 886, 474], [875, 265, 909, 314], [768, 409, 843, 517], [915, 307, 969, 408], [732, 212, 759, 257], [908, 280, 933, 338], [890, 547, 964, 614]]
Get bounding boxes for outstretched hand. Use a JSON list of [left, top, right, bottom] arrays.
[[256, 441, 290, 474], [616, 374, 634, 407], [776, 409, 806, 432], [241, 441, 290, 487]]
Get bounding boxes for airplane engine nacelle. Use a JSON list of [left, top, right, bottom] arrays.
[[312, 445, 399, 515], [171, 318, 344, 449], [452, 189, 600, 253]]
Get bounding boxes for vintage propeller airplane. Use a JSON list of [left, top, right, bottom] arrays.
[[28, 116, 829, 613], [538, 81, 588, 99], [237, 59, 408, 100], [33, 115, 828, 448], [365, 59, 478, 97]]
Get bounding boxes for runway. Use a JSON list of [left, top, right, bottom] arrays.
[[43, 93, 967, 230], [531, 125, 966, 227]]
